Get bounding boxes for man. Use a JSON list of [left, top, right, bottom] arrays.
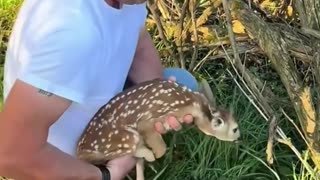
[[0, 0, 195, 179]]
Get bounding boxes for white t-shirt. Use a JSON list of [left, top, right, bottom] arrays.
[[3, 0, 147, 156]]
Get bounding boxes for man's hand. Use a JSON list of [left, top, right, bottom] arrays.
[[128, 26, 195, 134], [155, 115, 194, 134], [106, 155, 137, 180], [109, 26, 195, 180], [105, 76, 195, 180], [103, 117, 194, 180], [155, 76, 194, 134], [104, 115, 193, 180]]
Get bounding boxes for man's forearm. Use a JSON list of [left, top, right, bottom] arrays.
[[0, 143, 102, 180], [127, 27, 164, 85]]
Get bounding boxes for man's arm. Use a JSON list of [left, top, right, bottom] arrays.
[[126, 27, 194, 133], [127, 27, 164, 85], [0, 80, 102, 180]]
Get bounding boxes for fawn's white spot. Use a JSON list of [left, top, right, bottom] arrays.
[[193, 102, 200, 108], [108, 133, 113, 138], [141, 99, 147, 105], [94, 145, 99, 150], [124, 144, 129, 148]]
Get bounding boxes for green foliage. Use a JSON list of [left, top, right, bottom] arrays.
[[135, 71, 296, 179]]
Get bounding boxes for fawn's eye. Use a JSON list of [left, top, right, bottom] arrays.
[[213, 118, 224, 127]]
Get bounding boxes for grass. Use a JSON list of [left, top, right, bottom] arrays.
[[0, 0, 22, 109], [0, 0, 317, 180], [137, 74, 300, 180]]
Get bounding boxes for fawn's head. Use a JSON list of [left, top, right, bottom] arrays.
[[192, 79, 240, 142]]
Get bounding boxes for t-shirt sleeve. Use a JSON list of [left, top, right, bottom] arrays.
[[17, 21, 99, 104]]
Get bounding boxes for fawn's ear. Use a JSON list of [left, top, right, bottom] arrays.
[[198, 78, 216, 107]]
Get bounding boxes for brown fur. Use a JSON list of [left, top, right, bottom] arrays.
[[76, 78, 240, 180]]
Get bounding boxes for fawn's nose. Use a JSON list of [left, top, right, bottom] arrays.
[[233, 127, 238, 133]]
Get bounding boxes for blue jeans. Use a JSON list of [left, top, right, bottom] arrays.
[[124, 68, 198, 91], [162, 68, 198, 91]]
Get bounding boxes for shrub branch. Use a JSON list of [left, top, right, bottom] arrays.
[[232, 0, 320, 173]]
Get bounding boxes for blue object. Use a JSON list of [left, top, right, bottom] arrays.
[[163, 68, 198, 91]]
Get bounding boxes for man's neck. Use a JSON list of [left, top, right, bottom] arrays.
[[105, 0, 122, 9]]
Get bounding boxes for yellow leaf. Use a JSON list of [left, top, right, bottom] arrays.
[[287, 5, 293, 17], [232, 20, 246, 34], [197, 26, 217, 43], [164, 24, 177, 39], [300, 87, 316, 134], [196, 7, 213, 28], [145, 18, 156, 31]]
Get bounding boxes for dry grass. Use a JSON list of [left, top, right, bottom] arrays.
[[1, 0, 319, 179]]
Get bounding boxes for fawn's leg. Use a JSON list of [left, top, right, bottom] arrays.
[[135, 158, 145, 180], [134, 144, 156, 162], [143, 130, 167, 159], [138, 120, 167, 159]]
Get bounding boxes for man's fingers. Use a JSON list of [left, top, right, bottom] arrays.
[[106, 155, 136, 180], [155, 121, 167, 134], [154, 117, 181, 133], [183, 114, 193, 124], [167, 116, 181, 131], [154, 114, 194, 134]]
